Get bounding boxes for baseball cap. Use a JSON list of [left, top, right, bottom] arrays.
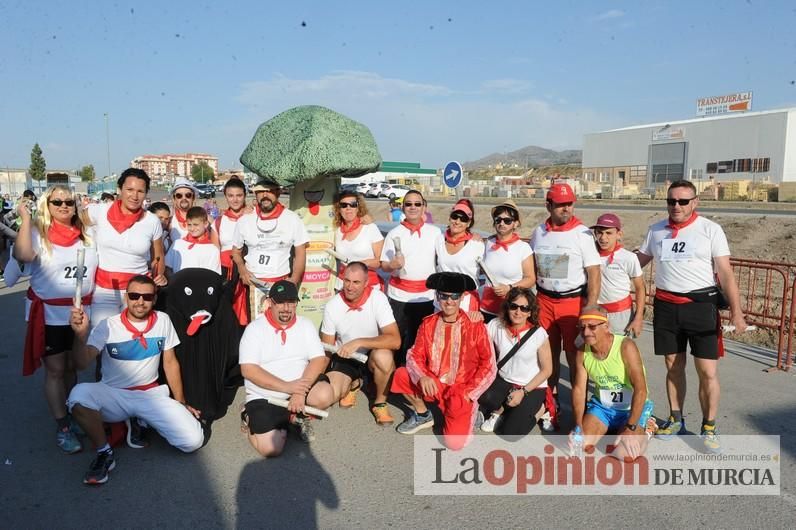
[[250, 178, 281, 192], [170, 177, 199, 196], [590, 213, 622, 230], [547, 183, 577, 203], [270, 280, 299, 303]]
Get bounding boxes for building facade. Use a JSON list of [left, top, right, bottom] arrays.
[[131, 153, 219, 179]]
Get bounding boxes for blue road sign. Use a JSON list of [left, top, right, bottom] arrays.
[[443, 161, 463, 188]]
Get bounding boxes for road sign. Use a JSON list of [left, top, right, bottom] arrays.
[[443, 161, 463, 188]]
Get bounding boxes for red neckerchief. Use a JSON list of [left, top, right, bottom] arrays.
[[223, 208, 244, 221], [544, 216, 582, 232], [265, 309, 297, 345], [401, 220, 424, 237], [173, 208, 188, 229], [491, 233, 520, 251], [256, 202, 285, 221], [666, 212, 698, 238], [107, 200, 144, 234], [339, 217, 362, 239], [598, 244, 623, 265], [445, 229, 473, 245], [48, 221, 81, 246], [183, 232, 211, 249], [507, 322, 532, 340], [341, 286, 373, 312], [120, 310, 158, 349]]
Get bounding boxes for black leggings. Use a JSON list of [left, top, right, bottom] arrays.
[[478, 376, 546, 436], [389, 299, 435, 366]]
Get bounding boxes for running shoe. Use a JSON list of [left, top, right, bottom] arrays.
[[83, 450, 116, 486], [339, 389, 357, 408], [481, 413, 502, 433], [370, 403, 394, 425], [539, 411, 556, 433], [125, 417, 149, 449], [56, 427, 82, 454], [294, 416, 315, 443], [655, 416, 686, 440], [69, 416, 85, 437], [396, 412, 434, 434], [701, 424, 722, 454]]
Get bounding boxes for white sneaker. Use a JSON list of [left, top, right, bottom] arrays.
[[481, 413, 501, 433]]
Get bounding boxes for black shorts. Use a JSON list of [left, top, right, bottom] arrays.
[[327, 354, 367, 381], [653, 298, 719, 360], [243, 375, 330, 434], [44, 325, 74, 356]]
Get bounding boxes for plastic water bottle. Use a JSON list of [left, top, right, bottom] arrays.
[[571, 426, 584, 458], [639, 399, 654, 430]]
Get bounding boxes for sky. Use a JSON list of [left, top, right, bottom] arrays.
[[1, 0, 795, 175]]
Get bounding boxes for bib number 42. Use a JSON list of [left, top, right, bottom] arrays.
[[671, 241, 686, 253]]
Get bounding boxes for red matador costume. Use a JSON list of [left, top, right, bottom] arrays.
[[392, 309, 496, 450]]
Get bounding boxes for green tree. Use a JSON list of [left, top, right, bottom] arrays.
[[191, 161, 214, 183], [78, 164, 96, 181], [30, 143, 46, 181]]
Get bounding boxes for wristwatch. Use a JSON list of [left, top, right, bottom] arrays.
[[625, 423, 638, 431]]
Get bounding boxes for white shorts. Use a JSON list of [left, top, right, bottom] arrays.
[[607, 309, 633, 335], [67, 382, 203, 452], [91, 286, 127, 327]]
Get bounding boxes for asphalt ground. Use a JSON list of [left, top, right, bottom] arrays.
[[1, 276, 795, 528]]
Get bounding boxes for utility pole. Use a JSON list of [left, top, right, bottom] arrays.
[[104, 113, 111, 180]]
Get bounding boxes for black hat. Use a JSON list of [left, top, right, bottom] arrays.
[[270, 280, 299, 303], [426, 272, 476, 294]]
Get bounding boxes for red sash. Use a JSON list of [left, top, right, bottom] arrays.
[[600, 295, 633, 313], [23, 289, 92, 376], [654, 289, 692, 304], [124, 381, 159, 391], [389, 277, 428, 293], [95, 268, 138, 290], [480, 286, 502, 314]]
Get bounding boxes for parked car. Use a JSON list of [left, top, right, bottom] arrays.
[[355, 183, 371, 195], [378, 184, 412, 200], [365, 183, 383, 198], [194, 184, 216, 198]]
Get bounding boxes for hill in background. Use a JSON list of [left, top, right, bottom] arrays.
[[464, 145, 582, 169]]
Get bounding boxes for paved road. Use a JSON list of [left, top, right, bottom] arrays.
[[1, 277, 794, 529]]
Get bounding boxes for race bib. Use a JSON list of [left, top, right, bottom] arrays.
[[660, 238, 695, 262], [599, 386, 633, 410]]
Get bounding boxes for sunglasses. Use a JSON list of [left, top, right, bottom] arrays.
[[450, 211, 471, 223], [578, 322, 607, 332], [494, 216, 515, 225], [174, 193, 194, 199], [666, 197, 696, 206], [404, 201, 423, 207], [49, 199, 75, 207], [508, 302, 531, 312], [339, 201, 358, 209], [437, 292, 462, 301], [127, 292, 156, 302]]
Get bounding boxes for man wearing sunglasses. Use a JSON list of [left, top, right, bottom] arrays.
[[391, 272, 496, 450], [531, 183, 601, 432], [169, 177, 201, 242], [67, 275, 204, 486], [637, 180, 746, 454]]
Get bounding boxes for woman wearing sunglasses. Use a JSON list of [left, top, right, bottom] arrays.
[[333, 190, 384, 290], [477, 287, 552, 435], [14, 185, 99, 454], [435, 199, 484, 312], [481, 200, 535, 322]]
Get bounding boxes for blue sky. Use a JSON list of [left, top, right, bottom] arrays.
[[1, 1, 795, 174]]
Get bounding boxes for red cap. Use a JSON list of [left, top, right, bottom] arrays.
[[547, 183, 577, 203], [590, 213, 622, 230]]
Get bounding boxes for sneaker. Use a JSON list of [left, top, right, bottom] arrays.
[[69, 416, 85, 438], [539, 411, 556, 433], [370, 404, 394, 425], [56, 427, 83, 454], [474, 410, 485, 431], [701, 425, 722, 454], [294, 416, 315, 443], [83, 450, 116, 485], [125, 417, 149, 449], [339, 389, 357, 409], [656, 416, 686, 440], [481, 413, 501, 433], [396, 412, 434, 434]]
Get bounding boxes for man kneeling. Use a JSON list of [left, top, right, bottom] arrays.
[[571, 306, 653, 461], [320, 262, 401, 424], [239, 280, 334, 456], [391, 272, 496, 450], [68, 275, 204, 486]]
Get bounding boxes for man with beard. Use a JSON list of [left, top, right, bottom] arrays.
[[231, 179, 308, 298], [168, 178, 200, 243]]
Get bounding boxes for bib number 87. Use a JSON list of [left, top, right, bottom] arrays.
[[258, 255, 270, 265]]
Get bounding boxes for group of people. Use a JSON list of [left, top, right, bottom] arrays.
[[11, 169, 747, 486]]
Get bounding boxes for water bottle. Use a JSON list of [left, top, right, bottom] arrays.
[[571, 425, 584, 458], [639, 399, 655, 437]]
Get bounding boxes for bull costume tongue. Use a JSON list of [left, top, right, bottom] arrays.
[[186, 310, 213, 336]]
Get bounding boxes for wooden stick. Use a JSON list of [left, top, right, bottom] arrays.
[[322, 342, 368, 363], [265, 397, 329, 418], [73, 248, 85, 309], [476, 256, 499, 287]]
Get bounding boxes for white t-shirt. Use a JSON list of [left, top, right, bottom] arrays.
[[216, 214, 240, 253], [598, 247, 643, 304], [169, 215, 189, 244], [232, 209, 309, 278], [531, 223, 601, 293], [639, 215, 730, 292], [239, 314, 325, 402], [334, 223, 383, 289], [380, 223, 441, 303], [482, 236, 533, 286], [25, 230, 98, 325], [487, 319, 549, 387], [320, 289, 396, 355], [435, 237, 485, 311], [165, 238, 222, 275], [88, 310, 179, 389], [88, 202, 163, 274]]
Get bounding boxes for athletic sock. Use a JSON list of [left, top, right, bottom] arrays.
[[97, 443, 111, 454], [373, 402, 387, 408], [56, 416, 70, 431], [417, 410, 431, 418], [702, 419, 716, 428], [671, 410, 683, 423]]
